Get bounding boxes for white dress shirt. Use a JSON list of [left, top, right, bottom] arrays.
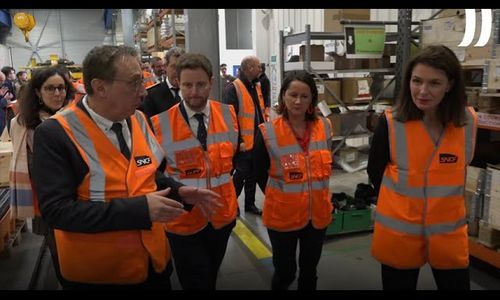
[[182, 100, 210, 135], [166, 77, 182, 100], [83, 95, 131, 151]]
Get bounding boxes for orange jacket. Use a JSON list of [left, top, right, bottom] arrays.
[[52, 106, 169, 284], [371, 107, 477, 269], [233, 78, 265, 150], [151, 100, 239, 235], [259, 116, 334, 231]]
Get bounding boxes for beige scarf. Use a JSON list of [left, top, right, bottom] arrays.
[[9, 110, 52, 219]]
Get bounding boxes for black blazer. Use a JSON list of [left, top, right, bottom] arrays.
[[139, 81, 180, 118]]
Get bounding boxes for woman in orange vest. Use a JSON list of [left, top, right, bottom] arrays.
[[254, 70, 334, 290], [368, 45, 477, 290]]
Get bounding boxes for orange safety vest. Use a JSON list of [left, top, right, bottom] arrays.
[[72, 82, 86, 104], [151, 100, 239, 235], [259, 116, 334, 231], [143, 71, 156, 89], [52, 106, 169, 284], [371, 107, 477, 269], [233, 78, 265, 150]]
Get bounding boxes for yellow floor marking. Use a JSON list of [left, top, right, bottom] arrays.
[[233, 219, 272, 260]]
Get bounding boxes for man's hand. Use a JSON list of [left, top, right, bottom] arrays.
[[239, 142, 246, 152], [178, 186, 224, 218], [0, 86, 8, 98], [146, 188, 185, 222]]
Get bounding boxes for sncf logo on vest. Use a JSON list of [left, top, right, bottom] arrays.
[[439, 153, 458, 164], [135, 156, 152, 167], [289, 172, 303, 180], [185, 168, 202, 176]]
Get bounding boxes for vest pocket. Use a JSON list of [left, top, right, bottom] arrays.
[[218, 142, 234, 174]]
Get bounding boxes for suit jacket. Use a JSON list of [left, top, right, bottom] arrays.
[[139, 82, 180, 118]]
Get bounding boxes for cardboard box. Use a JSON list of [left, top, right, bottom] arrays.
[[332, 53, 363, 70], [317, 80, 342, 105], [478, 96, 500, 114], [339, 146, 359, 163], [486, 165, 500, 229], [341, 78, 373, 104], [434, 9, 465, 19], [327, 113, 342, 136], [324, 9, 370, 33], [299, 45, 325, 62], [421, 11, 493, 62], [0, 131, 13, 188]]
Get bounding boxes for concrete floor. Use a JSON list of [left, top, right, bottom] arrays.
[[1, 169, 500, 290]]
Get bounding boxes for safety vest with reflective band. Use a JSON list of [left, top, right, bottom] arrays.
[[151, 100, 239, 235], [143, 71, 156, 88], [371, 107, 477, 269], [233, 78, 265, 150], [259, 116, 334, 231], [52, 106, 169, 284]]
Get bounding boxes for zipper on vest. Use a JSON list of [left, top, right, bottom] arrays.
[[203, 151, 212, 222], [305, 154, 313, 220]]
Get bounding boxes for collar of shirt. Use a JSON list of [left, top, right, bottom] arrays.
[[182, 100, 210, 122], [166, 77, 182, 99], [82, 95, 128, 133]]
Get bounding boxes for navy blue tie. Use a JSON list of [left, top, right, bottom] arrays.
[[193, 113, 207, 151], [110, 123, 131, 160]]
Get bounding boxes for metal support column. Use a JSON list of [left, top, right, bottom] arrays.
[[121, 9, 135, 47], [58, 10, 66, 59], [394, 9, 412, 100], [305, 24, 311, 72], [184, 9, 221, 100]]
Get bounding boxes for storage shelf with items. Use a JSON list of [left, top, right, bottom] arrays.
[[453, 9, 500, 269], [279, 22, 405, 173], [135, 9, 185, 54]]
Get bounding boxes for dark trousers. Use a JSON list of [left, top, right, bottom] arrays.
[[267, 222, 326, 290], [167, 220, 236, 290], [61, 260, 173, 290], [381, 264, 470, 290], [233, 150, 264, 208]]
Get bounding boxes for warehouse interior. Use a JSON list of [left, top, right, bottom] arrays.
[[1, 8, 500, 290]]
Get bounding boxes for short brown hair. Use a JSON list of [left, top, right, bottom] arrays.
[[176, 53, 213, 79], [82, 45, 138, 96]]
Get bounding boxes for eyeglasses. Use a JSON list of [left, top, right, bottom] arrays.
[[113, 76, 145, 93], [43, 85, 66, 94]]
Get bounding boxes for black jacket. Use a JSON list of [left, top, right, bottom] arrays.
[[32, 100, 185, 233], [139, 81, 180, 118]]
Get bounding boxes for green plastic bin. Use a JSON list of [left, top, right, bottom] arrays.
[[326, 212, 343, 235], [342, 209, 372, 232]]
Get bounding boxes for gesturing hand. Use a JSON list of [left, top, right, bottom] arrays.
[[178, 186, 224, 218], [146, 188, 185, 222]]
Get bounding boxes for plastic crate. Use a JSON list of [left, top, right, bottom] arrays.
[[326, 212, 343, 235], [342, 209, 372, 232]]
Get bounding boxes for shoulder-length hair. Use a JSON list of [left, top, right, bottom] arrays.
[[17, 66, 75, 130], [394, 44, 466, 127], [276, 70, 318, 121]]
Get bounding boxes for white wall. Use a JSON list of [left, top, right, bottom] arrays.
[[6, 9, 107, 70], [0, 44, 9, 67], [218, 9, 256, 77]]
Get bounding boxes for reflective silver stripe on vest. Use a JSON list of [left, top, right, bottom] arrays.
[[381, 176, 464, 198], [374, 211, 467, 237], [320, 117, 332, 150], [158, 111, 180, 169], [464, 108, 475, 164], [59, 109, 105, 201], [267, 177, 329, 193], [263, 122, 283, 177], [176, 173, 232, 189], [219, 103, 239, 146], [134, 111, 164, 163]]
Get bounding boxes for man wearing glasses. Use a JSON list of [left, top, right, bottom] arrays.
[[32, 45, 223, 290]]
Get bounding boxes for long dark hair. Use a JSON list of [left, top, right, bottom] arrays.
[[277, 70, 318, 121], [394, 44, 466, 127], [17, 66, 75, 130]]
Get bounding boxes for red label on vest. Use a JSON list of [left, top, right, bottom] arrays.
[[439, 153, 458, 164], [289, 172, 303, 180]]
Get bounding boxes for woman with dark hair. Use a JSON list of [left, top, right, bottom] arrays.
[[253, 70, 334, 290], [10, 66, 75, 232], [368, 44, 477, 290]]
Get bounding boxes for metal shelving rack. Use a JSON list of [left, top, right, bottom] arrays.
[[278, 10, 416, 167]]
